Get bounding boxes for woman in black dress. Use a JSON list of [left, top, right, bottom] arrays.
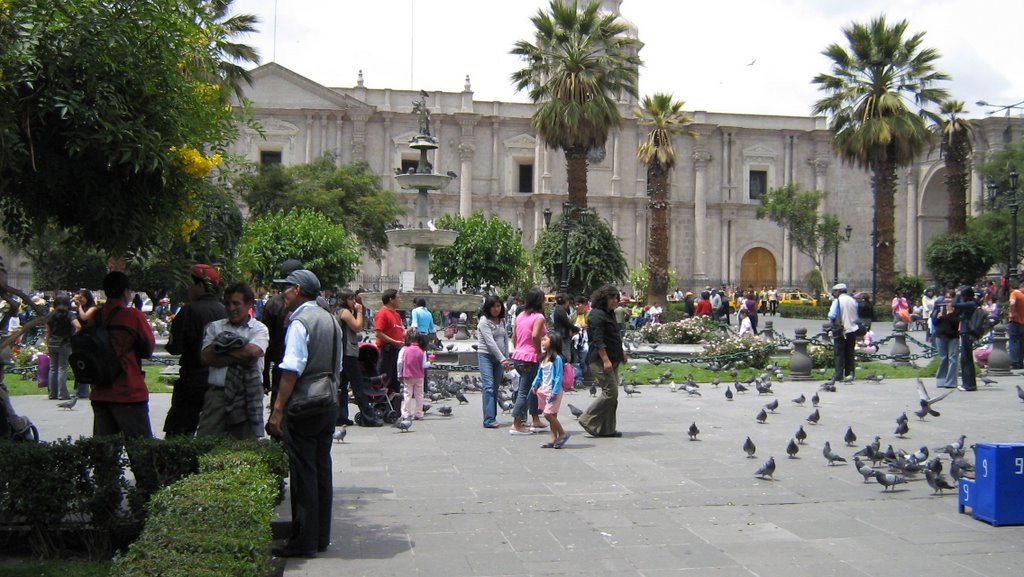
[[578, 285, 626, 438]]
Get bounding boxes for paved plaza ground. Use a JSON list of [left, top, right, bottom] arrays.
[[12, 315, 1024, 576]]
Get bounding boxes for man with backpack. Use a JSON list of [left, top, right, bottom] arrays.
[[952, 287, 981, 392], [827, 283, 859, 382], [87, 271, 156, 438]]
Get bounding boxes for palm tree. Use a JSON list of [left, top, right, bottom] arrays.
[[812, 15, 949, 299], [635, 93, 695, 307], [511, 0, 642, 209], [194, 0, 261, 101], [934, 100, 974, 234]]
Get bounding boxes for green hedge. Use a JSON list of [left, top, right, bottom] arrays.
[[112, 451, 279, 577], [0, 436, 286, 558]]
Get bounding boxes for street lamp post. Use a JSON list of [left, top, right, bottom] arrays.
[[833, 224, 853, 287], [543, 202, 590, 293], [990, 170, 1021, 286]]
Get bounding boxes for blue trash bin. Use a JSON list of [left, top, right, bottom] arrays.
[[970, 443, 1024, 526]]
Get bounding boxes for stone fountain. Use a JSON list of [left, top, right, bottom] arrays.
[[365, 93, 483, 316]]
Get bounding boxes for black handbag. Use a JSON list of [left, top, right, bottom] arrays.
[[285, 326, 339, 419]]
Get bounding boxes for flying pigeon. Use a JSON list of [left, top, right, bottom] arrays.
[[822, 441, 847, 466], [755, 456, 776, 480], [743, 436, 756, 458], [917, 378, 954, 406], [688, 422, 700, 441]]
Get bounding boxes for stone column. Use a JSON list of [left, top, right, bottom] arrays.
[[459, 142, 475, 218], [335, 112, 344, 166], [304, 111, 313, 163], [350, 110, 370, 163], [319, 112, 329, 159], [906, 166, 919, 275], [692, 146, 711, 283]]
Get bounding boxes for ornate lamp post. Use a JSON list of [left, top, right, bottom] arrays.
[[543, 202, 591, 292], [989, 169, 1021, 285], [833, 224, 853, 287]]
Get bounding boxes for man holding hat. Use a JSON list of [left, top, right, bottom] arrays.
[[267, 269, 340, 558], [827, 282, 859, 382], [164, 264, 225, 437]]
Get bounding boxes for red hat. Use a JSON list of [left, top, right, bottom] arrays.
[[190, 263, 220, 286]]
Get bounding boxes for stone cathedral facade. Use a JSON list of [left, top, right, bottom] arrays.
[[227, 60, 1022, 294]]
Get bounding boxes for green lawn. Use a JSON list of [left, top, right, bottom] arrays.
[[0, 559, 111, 577], [3, 364, 174, 396], [615, 357, 938, 386]]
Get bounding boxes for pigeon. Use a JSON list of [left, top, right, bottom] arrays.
[[896, 412, 908, 425], [894, 419, 909, 438], [568, 403, 583, 419], [662, 369, 674, 380], [792, 393, 806, 406], [786, 438, 799, 458], [628, 365, 639, 372], [950, 457, 974, 480], [332, 427, 347, 443], [623, 384, 641, 397], [794, 425, 807, 445], [980, 375, 998, 386], [688, 422, 700, 441], [725, 386, 734, 401], [590, 384, 597, 397], [56, 396, 77, 410], [743, 436, 756, 458], [806, 409, 820, 425], [765, 398, 779, 413], [844, 426, 857, 446], [735, 382, 748, 393], [822, 441, 847, 466], [500, 400, 513, 413], [811, 392, 820, 407], [914, 399, 940, 420], [455, 391, 469, 404], [1017, 384, 1024, 402], [925, 469, 956, 495], [853, 457, 876, 482], [755, 456, 776, 480], [936, 435, 967, 458], [820, 380, 837, 392], [917, 378, 953, 406], [756, 408, 768, 424], [742, 375, 756, 384], [863, 370, 877, 381], [446, 170, 458, 178], [684, 384, 702, 397], [865, 372, 885, 383], [439, 404, 453, 416], [711, 376, 721, 388], [396, 419, 412, 432], [874, 470, 907, 492]]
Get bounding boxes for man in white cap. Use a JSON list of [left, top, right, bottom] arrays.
[[827, 282, 859, 381]]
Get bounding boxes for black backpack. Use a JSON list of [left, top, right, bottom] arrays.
[[967, 306, 988, 339], [69, 307, 137, 389]]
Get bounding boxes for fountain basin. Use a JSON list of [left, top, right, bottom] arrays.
[[359, 291, 483, 313], [386, 228, 457, 249], [395, 173, 452, 190]]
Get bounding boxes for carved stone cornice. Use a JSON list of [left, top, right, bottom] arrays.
[[808, 157, 829, 176]]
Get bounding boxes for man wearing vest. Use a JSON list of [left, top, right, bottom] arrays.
[[1009, 279, 1024, 370], [266, 269, 341, 558]]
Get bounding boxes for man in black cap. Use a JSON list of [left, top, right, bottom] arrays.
[[263, 259, 304, 408], [164, 264, 225, 437], [266, 269, 339, 558]]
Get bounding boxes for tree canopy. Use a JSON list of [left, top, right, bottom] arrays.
[[0, 0, 258, 257], [428, 212, 526, 294], [240, 158, 402, 259], [533, 213, 627, 298], [756, 183, 844, 291], [925, 232, 996, 288]]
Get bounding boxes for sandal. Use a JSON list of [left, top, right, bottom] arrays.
[[540, 442, 556, 448], [553, 433, 572, 449]]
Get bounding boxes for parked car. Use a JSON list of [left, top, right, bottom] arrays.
[[778, 291, 817, 307]]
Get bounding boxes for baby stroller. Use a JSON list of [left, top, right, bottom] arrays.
[[354, 343, 399, 424], [0, 386, 39, 442]]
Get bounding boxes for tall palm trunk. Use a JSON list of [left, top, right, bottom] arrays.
[[945, 133, 969, 233], [872, 155, 898, 300], [565, 146, 589, 209], [647, 163, 669, 307]]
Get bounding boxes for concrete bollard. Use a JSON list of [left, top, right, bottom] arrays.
[[889, 321, 912, 367], [986, 324, 1011, 376], [789, 328, 813, 380]]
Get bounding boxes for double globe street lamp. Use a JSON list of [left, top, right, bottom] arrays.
[[543, 202, 591, 292], [988, 169, 1021, 285]]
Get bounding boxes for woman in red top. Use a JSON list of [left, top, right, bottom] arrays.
[[694, 291, 713, 316]]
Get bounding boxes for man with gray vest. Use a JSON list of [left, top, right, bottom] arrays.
[[266, 269, 340, 558]]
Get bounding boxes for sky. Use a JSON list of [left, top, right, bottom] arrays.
[[230, 0, 1024, 118]]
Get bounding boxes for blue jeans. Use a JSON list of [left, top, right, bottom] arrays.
[[479, 353, 503, 427], [1009, 322, 1023, 369], [511, 360, 540, 423], [47, 342, 71, 399], [935, 335, 958, 388]]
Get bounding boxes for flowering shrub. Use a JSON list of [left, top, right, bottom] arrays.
[[13, 344, 44, 367], [702, 335, 777, 369], [639, 315, 719, 344], [805, 342, 834, 369], [149, 318, 169, 336], [171, 145, 222, 177]]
